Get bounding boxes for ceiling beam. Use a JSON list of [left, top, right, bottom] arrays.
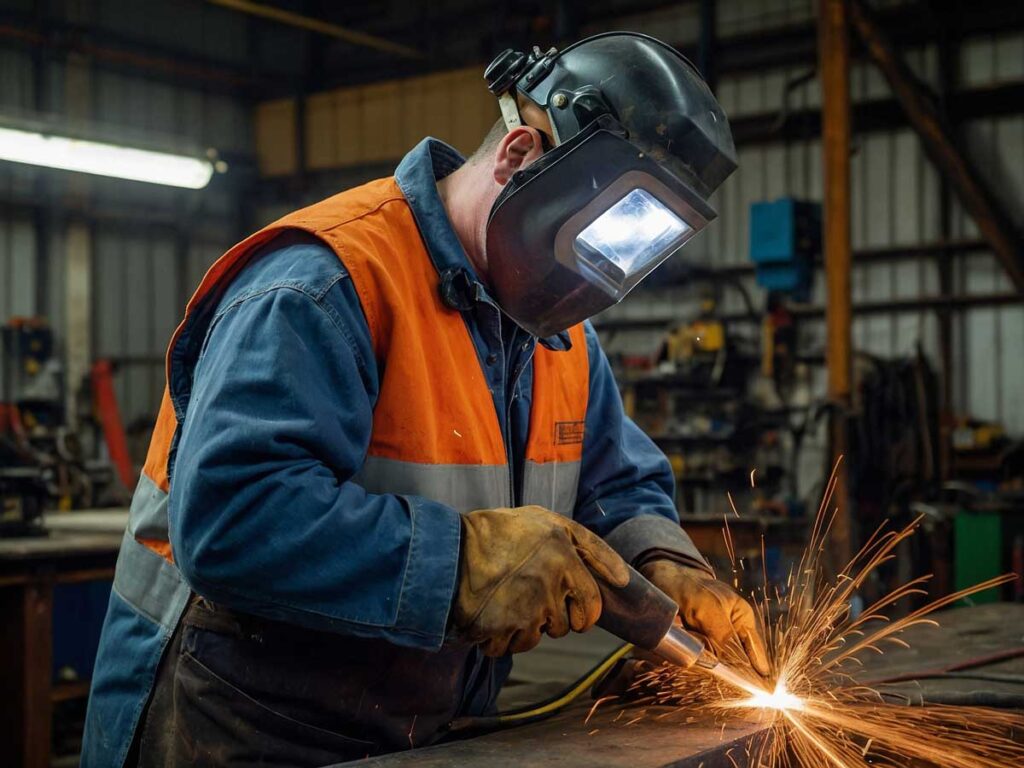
[[849, 0, 1024, 292], [729, 80, 1024, 145], [0, 11, 290, 98], [301, 0, 1024, 92], [206, 0, 422, 59]]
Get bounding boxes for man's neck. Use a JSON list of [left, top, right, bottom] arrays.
[[435, 162, 493, 283]]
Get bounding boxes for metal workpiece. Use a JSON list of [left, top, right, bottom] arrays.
[[352, 702, 765, 768], [354, 604, 1024, 768]]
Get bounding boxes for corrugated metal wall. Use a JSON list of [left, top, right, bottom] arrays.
[[0, 42, 41, 323], [2, 0, 1022, 459], [595, 2, 1024, 438], [0, 0, 257, 431]]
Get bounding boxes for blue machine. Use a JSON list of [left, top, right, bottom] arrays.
[[749, 198, 821, 300]]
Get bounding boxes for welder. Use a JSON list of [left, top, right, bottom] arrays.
[[82, 32, 769, 767]]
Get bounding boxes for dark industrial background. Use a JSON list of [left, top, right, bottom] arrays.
[[0, 1, 1022, 766]]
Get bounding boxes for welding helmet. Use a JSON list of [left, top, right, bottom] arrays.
[[483, 32, 737, 338]]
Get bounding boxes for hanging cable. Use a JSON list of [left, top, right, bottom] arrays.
[[447, 643, 633, 734]]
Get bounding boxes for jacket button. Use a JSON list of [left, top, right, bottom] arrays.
[[486, 353, 498, 365]]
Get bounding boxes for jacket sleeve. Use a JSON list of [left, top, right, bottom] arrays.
[[168, 263, 461, 651], [573, 322, 712, 573]]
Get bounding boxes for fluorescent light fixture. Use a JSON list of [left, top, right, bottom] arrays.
[[574, 188, 692, 296], [0, 126, 215, 189]]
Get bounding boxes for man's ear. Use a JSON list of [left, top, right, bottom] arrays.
[[492, 126, 545, 186]]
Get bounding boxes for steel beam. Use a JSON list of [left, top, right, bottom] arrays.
[[849, 0, 1024, 292], [594, 291, 1024, 333], [0, 10, 287, 98], [730, 80, 1024, 146], [703, 0, 1024, 78], [307, 0, 1024, 90], [207, 0, 422, 59]]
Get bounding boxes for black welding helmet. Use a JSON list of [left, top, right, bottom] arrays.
[[483, 32, 737, 338]]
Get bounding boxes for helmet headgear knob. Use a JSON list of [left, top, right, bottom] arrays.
[[484, 49, 529, 95]]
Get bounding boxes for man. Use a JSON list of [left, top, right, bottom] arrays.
[[83, 32, 768, 767]]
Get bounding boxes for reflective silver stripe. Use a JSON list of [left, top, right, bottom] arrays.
[[521, 460, 581, 517], [127, 472, 169, 540], [356, 456, 510, 513], [112, 531, 191, 631]]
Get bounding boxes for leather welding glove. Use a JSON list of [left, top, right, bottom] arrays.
[[453, 505, 631, 657], [639, 559, 771, 677]]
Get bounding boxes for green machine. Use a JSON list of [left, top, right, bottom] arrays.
[[954, 503, 1024, 604]]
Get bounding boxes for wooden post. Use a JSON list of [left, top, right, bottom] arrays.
[[818, 0, 854, 568], [0, 581, 55, 768]]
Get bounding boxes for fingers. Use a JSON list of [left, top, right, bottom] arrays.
[[481, 634, 509, 657], [684, 607, 739, 659], [739, 629, 771, 676], [568, 522, 630, 588], [731, 601, 771, 676], [564, 563, 603, 632], [480, 622, 545, 657], [507, 622, 545, 655], [544, 595, 572, 639], [670, 575, 770, 675]]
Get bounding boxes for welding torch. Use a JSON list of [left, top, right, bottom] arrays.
[[448, 565, 726, 734], [595, 563, 719, 671]]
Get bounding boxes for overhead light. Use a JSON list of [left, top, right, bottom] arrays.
[[0, 126, 215, 189]]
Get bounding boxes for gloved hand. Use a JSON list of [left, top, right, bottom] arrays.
[[639, 559, 771, 676], [453, 505, 630, 657]]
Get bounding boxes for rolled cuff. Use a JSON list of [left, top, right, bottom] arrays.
[[392, 496, 462, 650], [603, 514, 713, 574]]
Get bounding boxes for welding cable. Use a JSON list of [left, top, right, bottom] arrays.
[[447, 643, 634, 734]]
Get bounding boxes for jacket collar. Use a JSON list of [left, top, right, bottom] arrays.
[[393, 137, 572, 352], [395, 138, 473, 280]]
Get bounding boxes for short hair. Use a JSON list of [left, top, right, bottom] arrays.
[[469, 118, 507, 164]]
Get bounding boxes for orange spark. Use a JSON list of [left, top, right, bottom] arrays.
[[615, 458, 1024, 767]]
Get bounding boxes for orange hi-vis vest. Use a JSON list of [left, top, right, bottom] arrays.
[[84, 172, 592, 768], [112, 174, 590, 639]]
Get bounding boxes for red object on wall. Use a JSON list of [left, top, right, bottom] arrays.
[[91, 359, 136, 490]]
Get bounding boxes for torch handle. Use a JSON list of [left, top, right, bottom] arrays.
[[595, 564, 680, 651]]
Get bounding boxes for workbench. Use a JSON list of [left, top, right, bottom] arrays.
[[349, 603, 1024, 768], [0, 510, 126, 768]]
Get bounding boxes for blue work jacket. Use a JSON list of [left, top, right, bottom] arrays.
[[83, 139, 707, 766]]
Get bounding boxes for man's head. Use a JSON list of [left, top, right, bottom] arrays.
[[435, 115, 546, 281], [468, 119, 541, 188], [443, 32, 737, 338]]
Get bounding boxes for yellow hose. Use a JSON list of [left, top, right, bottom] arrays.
[[496, 643, 634, 724]]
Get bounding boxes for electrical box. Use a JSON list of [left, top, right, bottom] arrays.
[[749, 198, 821, 299]]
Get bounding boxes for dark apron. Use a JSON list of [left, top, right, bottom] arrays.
[[135, 597, 494, 767]]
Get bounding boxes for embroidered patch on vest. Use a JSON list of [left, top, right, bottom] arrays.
[[554, 421, 585, 445]]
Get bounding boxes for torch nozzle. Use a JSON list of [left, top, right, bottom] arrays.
[[653, 624, 718, 669]]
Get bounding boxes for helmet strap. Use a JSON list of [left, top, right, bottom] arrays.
[[497, 92, 523, 131]]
